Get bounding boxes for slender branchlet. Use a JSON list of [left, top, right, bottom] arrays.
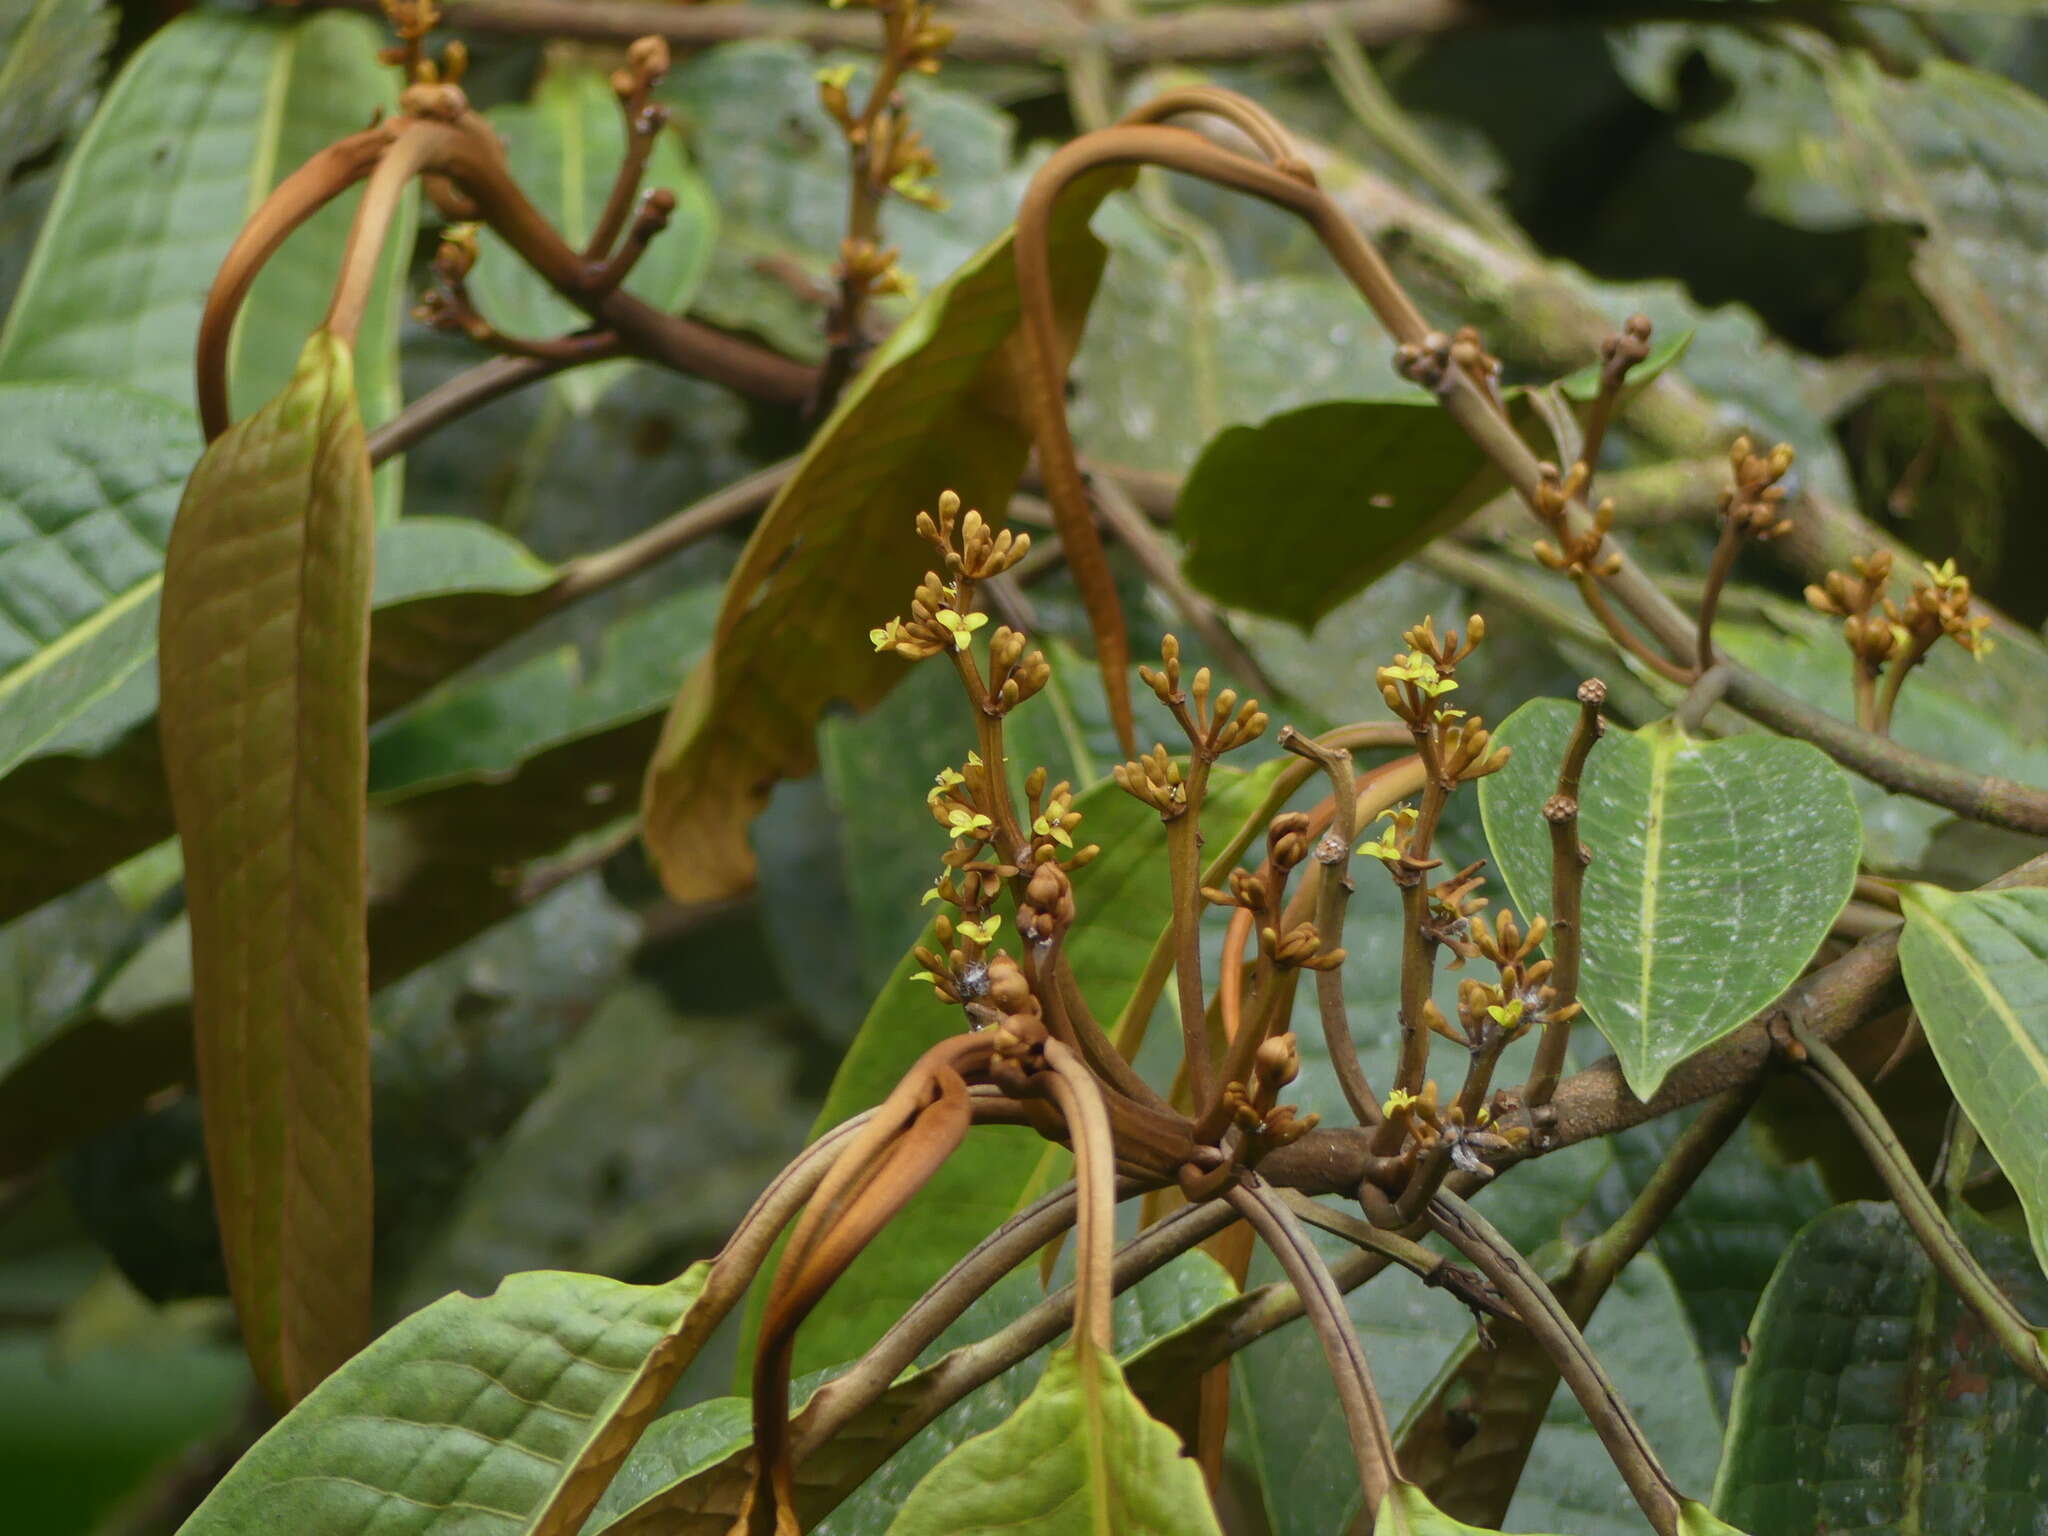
[[1520, 678, 1605, 1135], [811, 0, 952, 415], [1575, 313, 1653, 496], [1357, 616, 1509, 1157], [1695, 436, 1797, 672], [1530, 460, 1692, 684], [1280, 728, 1380, 1127], [1122, 635, 1269, 1123], [1784, 1022, 2048, 1389]]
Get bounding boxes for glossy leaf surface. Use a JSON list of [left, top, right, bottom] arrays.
[[1481, 700, 1861, 1099], [1898, 883, 2048, 1277], [1714, 1202, 2048, 1534]]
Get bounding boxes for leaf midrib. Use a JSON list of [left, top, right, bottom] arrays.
[[1633, 728, 1676, 1059], [1908, 889, 2048, 1085]]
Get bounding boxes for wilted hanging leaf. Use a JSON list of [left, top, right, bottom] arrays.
[[1897, 883, 2048, 1278], [157, 330, 375, 1406], [639, 167, 1129, 905], [1480, 700, 1860, 1100]]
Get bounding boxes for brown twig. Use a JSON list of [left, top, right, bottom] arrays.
[[1520, 679, 1603, 1127]]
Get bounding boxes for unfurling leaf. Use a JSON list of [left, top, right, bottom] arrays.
[[177, 1266, 726, 1536], [886, 1338, 1223, 1536], [1898, 883, 2048, 1277], [1480, 700, 1860, 1099], [158, 330, 375, 1405]]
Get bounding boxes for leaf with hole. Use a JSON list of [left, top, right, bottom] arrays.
[[1898, 882, 2048, 1279], [1175, 334, 1686, 627], [1480, 699, 1861, 1100]]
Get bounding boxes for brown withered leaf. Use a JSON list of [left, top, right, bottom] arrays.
[[157, 330, 376, 1406], [639, 167, 1132, 904]]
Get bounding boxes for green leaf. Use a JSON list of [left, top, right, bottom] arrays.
[[588, 1252, 1237, 1535], [639, 166, 1130, 904], [471, 64, 717, 414], [0, 10, 410, 463], [177, 1265, 727, 1536], [753, 758, 1283, 1381], [1375, 1483, 1561, 1535], [1175, 335, 1686, 626], [0, 0, 114, 184], [1480, 700, 1862, 1099], [1828, 56, 2048, 451], [1898, 883, 2048, 1278], [0, 513, 557, 928], [0, 383, 200, 782], [1714, 1201, 2048, 1533], [157, 330, 374, 1405], [888, 1339, 1222, 1536], [0, 583, 718, 1177]]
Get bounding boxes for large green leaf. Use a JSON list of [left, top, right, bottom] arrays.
[[177, 1265, 725, 1536], [158, 331, 375, 1406], [471, 64, 716, 414], [0, 513, 556, 926], [756, 758, 1284, 1381], [0, 10, 409, 444], [1480, 699, 1862, 1099], [1828, 56, 2048, 451], [0, 0, 113, 184], [589, 1252, 1237, 1534], [0, 383, 199, 782], [1714, 1202, 2048, 1533], [1898, 884, 2048, 1278], [639, 166, 1130, 904], [0, 581, 717, 1177], [887, 1340, 1221, 1535], [1174, 336, 1686, 626]]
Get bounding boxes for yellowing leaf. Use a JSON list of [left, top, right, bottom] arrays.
[[640, 167, 1130, 903], [157, 331, 374, 1405]]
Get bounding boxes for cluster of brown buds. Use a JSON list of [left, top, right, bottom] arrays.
[[1202, 812, 1310, 938], [378, 0, 461, 85], [1805, 549, 1898, 670], [1379, 1081, 1524, 1179], [1596, 314, 1654, 394], [1438, 909, 1580, 1051], [1241, 1034, 1320, 1152], [1894, 559, 1994, 659], [1722, 436, 1797, 541], [1142, 635, 1269, 762], [610, 36, 673, 122], [869, 492, 1028, 661], [1806, 549, 1994, 728], [1532, 461, 1622, 578], [1371, 618, 1510, 790], [1395, 325, 1502, 403], [1112, 745, 1187, 820]]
